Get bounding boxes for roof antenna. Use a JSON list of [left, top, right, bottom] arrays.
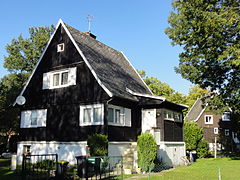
[[87, 14, 94, 33]]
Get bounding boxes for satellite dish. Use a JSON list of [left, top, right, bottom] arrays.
[[16, 96, 26, 105]]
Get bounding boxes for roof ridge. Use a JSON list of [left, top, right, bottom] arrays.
[[64, 23, 123, 57]]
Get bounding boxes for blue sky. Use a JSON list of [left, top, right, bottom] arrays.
[[0, 0, 192, 95]]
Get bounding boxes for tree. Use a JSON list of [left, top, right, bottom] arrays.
[[166, 0, 240, 113], [4, 25, 55, 73], [186, 85, 209, 108], [184, 121, 203, 151], [0, 25, 54, 151], [137, 133, 157, 172], [138, 70, 187, 105]]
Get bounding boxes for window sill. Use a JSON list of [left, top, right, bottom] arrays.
[[108, 122, 125, 126], [80, 122, 104, 126]]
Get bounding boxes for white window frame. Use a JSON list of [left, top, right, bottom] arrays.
[[52, 69, 69, 88], [205, 115, 213, 124], [163, 109, 182, 122], [57, 43, 64, 52], [214, 127, 218, 134], [79, 104, 104, 126], [43, 67, 77, 90], [107, 105, 131, 126], [225, 129, 230, 136], [222, 112, 230, 121], [21, 109, 47, 128]]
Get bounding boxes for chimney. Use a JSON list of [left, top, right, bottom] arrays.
[[85, 32, 96, 39]]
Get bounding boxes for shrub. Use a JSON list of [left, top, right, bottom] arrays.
[[137, 133, 157, 172], [87, 134, 108, 156], [197, 138, 210, 158]]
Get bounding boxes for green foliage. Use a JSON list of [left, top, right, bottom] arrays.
[[87, 134, 108, 156], [166, 0, 240, 114], [0, 25, 54, 151], [197, 139, 210, 158], [184, 121, 203, 151], [137, 133, 157, 172], [138, 70, 187, 105], [4, 25, 55, 73], [186, 85, 209, 108]]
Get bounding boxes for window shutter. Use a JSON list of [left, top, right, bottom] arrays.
[[37, 109, 47, 127], [21, 111, 31, 128], [68, 67, 77, 85], [42, 72, 51, 89], [124, 108, 131, 127]]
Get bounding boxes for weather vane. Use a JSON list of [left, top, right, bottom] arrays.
[[87, 14, 94, 33]]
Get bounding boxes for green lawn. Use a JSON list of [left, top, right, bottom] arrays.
[[0, 159, 21, 180], [140, 158, 240, 180]]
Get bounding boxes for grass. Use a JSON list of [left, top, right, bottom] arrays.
[[139, 158, 240, 180], [0, 158, 21, 180]]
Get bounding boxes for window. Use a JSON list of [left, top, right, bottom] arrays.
[[42, 67, 77, 89], [163, 110, 182, 122], [57, 43, 64, 52], [108, 108, 114, 123], [21, 109, 47, 128], [80, 104, 104, 126], [30, 111, 38, 126], [52, 70, 69, 87], [225, 129, 230, 136], [107, 105, 131, 126], [205, 115, 213, 124], [23, 145, 31, 153], [214, 127, 218, 134], [222, 112, 230, 121]]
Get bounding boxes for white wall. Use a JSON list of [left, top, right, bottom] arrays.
[[157, 142, 185, 168], [142, 109, 156, 133], [17, 141, 87, 165]]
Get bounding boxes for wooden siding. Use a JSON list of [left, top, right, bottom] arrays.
[[156, 109, 183, 142], [107, 98, 141, 141], [19, 24, 109, 142]]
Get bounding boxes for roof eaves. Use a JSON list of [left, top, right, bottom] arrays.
[[126, 88, 165, 101]]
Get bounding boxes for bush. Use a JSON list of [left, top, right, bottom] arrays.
[[197, 138, 210, 158], [87, 134, 108, 156], [137, 133, 157, 172]]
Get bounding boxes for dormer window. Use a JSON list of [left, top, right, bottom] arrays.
[[57, 43, 64, 52]]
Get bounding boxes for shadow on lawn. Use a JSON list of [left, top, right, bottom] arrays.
[[0, 159, 21, 180], [230, 156, 240, 160]]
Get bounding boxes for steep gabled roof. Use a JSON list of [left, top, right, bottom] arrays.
[[14, 19, 153, 105], [64, 23, 152, 101], [185, 98, 205, 121]]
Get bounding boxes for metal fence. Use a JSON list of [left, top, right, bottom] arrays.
[[22, 154, 58, 180], [21, 155, 131, 180]]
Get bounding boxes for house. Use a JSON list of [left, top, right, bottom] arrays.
[[185, 98, 240, 152], [15, 19, 187, 168]]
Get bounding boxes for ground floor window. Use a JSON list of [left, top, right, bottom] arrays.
[[79, 104, 104, 126], [107, 105, 131, 126], [225, 129, 230, 136]]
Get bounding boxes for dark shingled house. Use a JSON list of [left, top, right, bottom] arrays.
[[15, 19, 187, 168]]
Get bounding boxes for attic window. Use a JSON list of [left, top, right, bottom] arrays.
[[205, 115, 213, 124], [57, 43, 64, 52]]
